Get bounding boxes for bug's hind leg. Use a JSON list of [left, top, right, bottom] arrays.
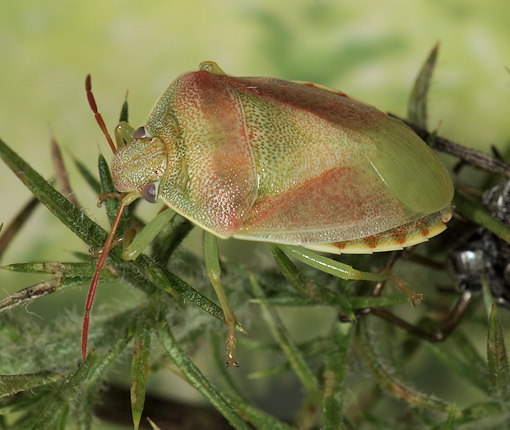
[[280, 245, 423, 305], [341, 251, 472, 342]]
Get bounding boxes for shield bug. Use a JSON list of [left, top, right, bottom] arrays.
[[83, 61, 453, 365]]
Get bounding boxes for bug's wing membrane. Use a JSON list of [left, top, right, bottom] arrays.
[[235, 163, 423, 245], [366, 116, 453, 214]]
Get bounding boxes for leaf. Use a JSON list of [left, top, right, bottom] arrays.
[[424, 339, 489, 393], [408, 43, 439, 128], [271, 245, 356, 318], [0, 373, 63, 399], [454, 192, 510, 244], [33, 354, 99, 430], [210, 334, 297, 430], [444, 401, 507, 428], [156, 319, 250, 430], [73, 157, 101, 195], [0, 137, 108, 249], [0, 197, 39, 260], [98, 154, 123, 226], [50, 133, 81, 208], [1, 261, 101, 276], [250, 274, 319, 394], [487, 305, 510, 401], [322, 322, 353, 430], [0, 277, 88, 315], [359, 318, 451, 413], [131, 312, 152, 430]]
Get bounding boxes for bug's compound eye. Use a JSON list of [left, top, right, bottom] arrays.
[[142, 181, 159, 203], [133, 126, 147, 139]]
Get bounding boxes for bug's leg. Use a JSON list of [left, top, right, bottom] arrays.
[[97, 192, 123, 206], [368, 251, 473, 341], [92, 202, 174, 262], [370, 251, 402, 295], [374, 251, 424, 306], [280, 245, 423, 305], [203, 232, 239, 367], [340, 251, 474, 342], [280, 245, 391, 281], [338, 252, 402, 323], [122, 208, 175, 261], [369, 290, 473, 342]]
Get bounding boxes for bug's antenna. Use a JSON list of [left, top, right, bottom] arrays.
[[81, 200, 127, 360], [85, 74, 117, 154]]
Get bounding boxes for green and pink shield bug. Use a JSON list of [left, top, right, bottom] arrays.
[[84, 61, 453, 366]]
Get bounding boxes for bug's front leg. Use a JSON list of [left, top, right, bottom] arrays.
[[121, 208, 175, 261], [203, 232, 239, 367]]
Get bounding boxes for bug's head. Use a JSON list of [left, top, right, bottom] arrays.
[[110, 126, 167, 203]]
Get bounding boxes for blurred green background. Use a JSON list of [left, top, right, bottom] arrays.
[[1, 1, 510, 428], [1, 0, 510, 267]]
